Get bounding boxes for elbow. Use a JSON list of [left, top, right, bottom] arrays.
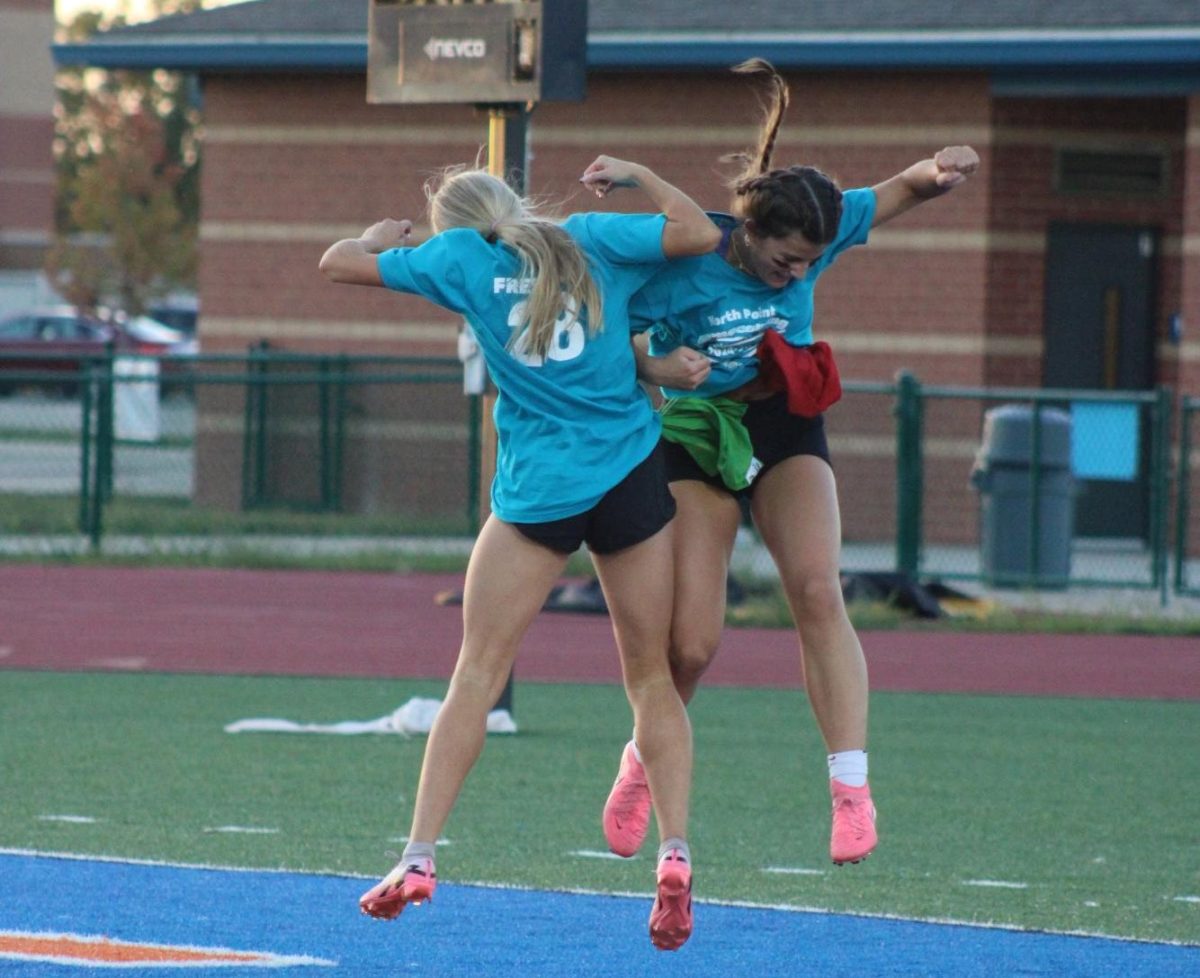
[[662, 218, 723, 259], [691, 219, 715, 254], [698, 222, 722, 253], [319, 239, 363, 282], [318, 251, 355, 284], [680, 222, 721, 257]]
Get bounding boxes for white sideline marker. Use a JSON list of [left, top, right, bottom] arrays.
[[91, 656, 148, 670], [763, 866, 826, 876], [570, 849, 633, 860], [963, 879, 1029, 889], [37, 815, 97, 824], [202, 826, 280, 835], [1173, 895, 1200, 904], [4, 846, 1180, 946]]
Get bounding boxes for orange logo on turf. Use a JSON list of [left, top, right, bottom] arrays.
[[0, 931, 334, 967]]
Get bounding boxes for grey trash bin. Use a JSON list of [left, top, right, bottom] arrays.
[[970, 404, 1074, 588]]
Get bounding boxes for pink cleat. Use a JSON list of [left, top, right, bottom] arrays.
[[830, 780, 877, 865], [649, 848, 693, 951], [358, 857, 437, 920], [602, 741, 652, 857]]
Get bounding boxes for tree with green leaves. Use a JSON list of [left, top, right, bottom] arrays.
[[47, 2, 206, 314]]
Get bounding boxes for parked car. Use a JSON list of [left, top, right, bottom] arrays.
[[146, 296, 198, 338], [116, 314, 199, 359], [117, 314, 200, 398], [0, 307, 115, 396], [0, 306, 196, 397]]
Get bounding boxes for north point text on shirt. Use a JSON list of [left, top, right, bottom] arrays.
[[706, 305, 777, 328]]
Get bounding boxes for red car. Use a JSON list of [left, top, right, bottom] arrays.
[[0, 307, 195, 397]]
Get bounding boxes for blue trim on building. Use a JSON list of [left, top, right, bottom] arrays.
[[52, 34, 1200, 94], [586, 36, 1200, 71], [52, 41, 366, 72]]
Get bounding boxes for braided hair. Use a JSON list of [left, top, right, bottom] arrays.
[[724, 59, 843, 246]]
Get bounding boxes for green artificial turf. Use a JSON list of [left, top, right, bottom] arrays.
[[1, 670, 1197, 944]]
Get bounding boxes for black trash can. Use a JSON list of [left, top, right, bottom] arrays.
[[970, 404, 1074, 588]]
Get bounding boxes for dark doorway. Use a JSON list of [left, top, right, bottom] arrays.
[[1043, 223, 1157, 540]]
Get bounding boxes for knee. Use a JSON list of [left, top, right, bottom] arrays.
[[669, 634, 719, 687], [789, 573, 847, 625], [451, 648, 514, 702]]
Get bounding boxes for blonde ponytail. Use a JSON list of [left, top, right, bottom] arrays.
[[494, 219, 604, 359], [428, 167, 603, 358]]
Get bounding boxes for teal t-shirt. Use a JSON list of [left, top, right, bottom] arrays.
[[376, 212, 667, 523], [632, 187, 876, 398]]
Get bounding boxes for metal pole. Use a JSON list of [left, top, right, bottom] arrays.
[[1029, 401, 1043, 587], [241, 340, 270, 509], [98, 349, 115, 504], [484, 104, 528, 718], [253, 341, 269, 506], [466, 393, 481, 531], [318, 357, 332, 510], [893, 370, 923, 578], [332, 354, 348, 512], [1152, 385, 1173, 606], [477, 105, 528, 524], [78, 367, 94, 535], [1176, 398, 1194, 595]]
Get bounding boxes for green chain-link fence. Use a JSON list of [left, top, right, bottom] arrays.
[[0, 350, 1195, 596], [1177, 396, 1200, 597], [736, 374, 1185, 600], [1, 349, 476, 558]]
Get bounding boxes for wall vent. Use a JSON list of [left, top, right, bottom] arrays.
[[1055, 148, 1168, 196]]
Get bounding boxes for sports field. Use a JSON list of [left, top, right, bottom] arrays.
[[1, 566, 1198, 976]]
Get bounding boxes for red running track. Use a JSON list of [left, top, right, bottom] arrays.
[[0, 565, 1196, 700]]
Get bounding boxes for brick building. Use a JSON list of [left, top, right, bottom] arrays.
[[55, 1, 1200, 551], [0, 0, 55, 303]]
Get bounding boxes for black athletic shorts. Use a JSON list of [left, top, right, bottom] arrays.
[[511, 443, 676, 555], [661, 392, 831, 500]]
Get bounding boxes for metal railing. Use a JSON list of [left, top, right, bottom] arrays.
[[0, 349, 476, 556], [889, 374, 1175, 597]]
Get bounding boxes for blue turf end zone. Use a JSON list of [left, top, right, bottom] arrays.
[[2, 853, 1197, 977]]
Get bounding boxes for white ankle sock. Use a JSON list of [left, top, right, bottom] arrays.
[[828, 749, 868, 788], [401, 841, 437, 866], [657, 837, 690, 864], [630, 739, 642, 764]]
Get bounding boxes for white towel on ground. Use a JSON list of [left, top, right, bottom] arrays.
[[224, 696, 517, 736]]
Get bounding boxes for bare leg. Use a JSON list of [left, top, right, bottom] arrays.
[[662, 480, 742, 704], [408, 516, 568, 843], [605, 480, 734, 855], [750, 456, 868, 751], [592, 523, 692, 843]]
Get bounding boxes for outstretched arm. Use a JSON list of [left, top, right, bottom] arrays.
[[580, 156, 721, 258], [319, 218, 415, 286], [870, 146, 980, 227]]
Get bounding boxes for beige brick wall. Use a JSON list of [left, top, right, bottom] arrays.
[[192, 68, 1194, 545], [0, 0, 55, 261]]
